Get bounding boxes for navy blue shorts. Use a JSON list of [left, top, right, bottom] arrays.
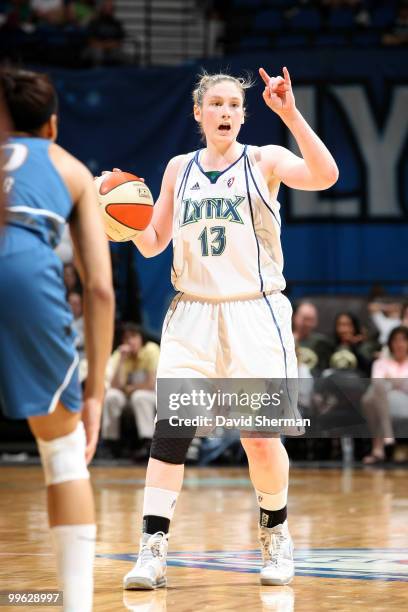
[[0, 226, 82, 419]]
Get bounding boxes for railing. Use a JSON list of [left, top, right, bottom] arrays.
[[116, 0, 208, 66]]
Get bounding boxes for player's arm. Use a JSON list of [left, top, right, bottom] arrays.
[[258, 67, 338, 191], [132, 155, 184, 258], [51, 145, 115, 461], [67, 159, 115, 402]]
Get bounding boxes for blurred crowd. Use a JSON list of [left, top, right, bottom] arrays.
[[0, 0, 129, 67], [206, 0, 408, 55], [1, 0, 406, 68], [62, 261, 408, 467]]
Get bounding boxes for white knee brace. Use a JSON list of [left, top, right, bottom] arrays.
[[37, 421, 90, 486]]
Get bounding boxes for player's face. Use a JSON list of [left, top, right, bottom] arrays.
[[195, 81, 244, 144]]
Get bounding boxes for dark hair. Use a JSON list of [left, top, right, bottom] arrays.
[[401, 302, 408, 319], [0, 68, 58, 134], [334, 311, 361, 343], [121, 322, 146, 344], [387, 325, 408, 355]]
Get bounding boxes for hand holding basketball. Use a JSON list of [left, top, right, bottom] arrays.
[[94, 171, 154, 242], [259, 66, 296, 120], [102, 168, 145, 182]]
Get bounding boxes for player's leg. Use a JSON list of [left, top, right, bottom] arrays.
[[240, 435, 293, 585], [28, 401, 95, 611], [123, 295, 216, 590], [226, 293, 297, 586], [123, 420, 194, 590]]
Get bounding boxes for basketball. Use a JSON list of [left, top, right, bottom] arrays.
[[94, 171, 154, 242]]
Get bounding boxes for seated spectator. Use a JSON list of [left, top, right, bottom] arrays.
[[296, 344, 314, 410], [361, 326, 408, 464], [31, 0, 65, 25], [368, 300, 403, 346], [102, 323, 160, 458], [330, 311, 375, 376], [68, 291, 85, 358], [382, 2, 408, 46], [293, 301, 334, 373], [83, 0, 125, 66], [0, 0, 33, 30], [402, 302, 408, 327], [65, 0, 95, 27]]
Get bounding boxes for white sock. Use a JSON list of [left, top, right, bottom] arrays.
[[51, 524, 96, 612], [143, 486, 179, 521], [255, 486, 288, 511]]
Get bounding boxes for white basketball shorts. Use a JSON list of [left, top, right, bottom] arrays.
[[157, 292, 298, 379]]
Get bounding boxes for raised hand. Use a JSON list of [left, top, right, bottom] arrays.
[[259, 66, 296, 119]]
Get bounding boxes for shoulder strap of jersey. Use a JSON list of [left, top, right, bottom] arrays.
[[246, 144, 262, 167], [176, 151, 196, 199]]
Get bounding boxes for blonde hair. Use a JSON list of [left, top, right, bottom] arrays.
[[192, 70, 254, 109]]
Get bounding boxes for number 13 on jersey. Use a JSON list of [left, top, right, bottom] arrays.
[[198, 226, 226, 256]]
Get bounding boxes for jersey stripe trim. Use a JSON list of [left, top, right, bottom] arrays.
[[176, 156, 195, 199], [245, 157, 281, 228], [244, 152, 264, 293], [48, 351, 79, 414], [262, 293, 294, 410], [262, 293, 289, 383], [6, 205, 65, 224], [162, 292, 184, 336]]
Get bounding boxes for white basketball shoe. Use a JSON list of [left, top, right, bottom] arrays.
[[259, 521, 294, 586], [123, 532, 168, 590]]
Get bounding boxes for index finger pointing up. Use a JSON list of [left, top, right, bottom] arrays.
[[259, 67, 271, 86]]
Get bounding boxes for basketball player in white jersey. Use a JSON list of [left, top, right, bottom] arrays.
[[123, 66, 338, 589]]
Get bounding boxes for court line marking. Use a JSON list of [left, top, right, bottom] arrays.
[[97, 548, 408, 582]]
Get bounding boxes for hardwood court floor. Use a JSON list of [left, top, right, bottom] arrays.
[[0, 466, 407, 611]]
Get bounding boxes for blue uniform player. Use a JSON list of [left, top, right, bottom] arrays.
[[0, 69, 114, 612]]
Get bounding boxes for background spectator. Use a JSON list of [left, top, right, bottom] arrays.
[[83, 0, 125, 66], [31, 0, 65, 25], [330, 311, 375, 376], [361, 326, 408, 464], [102, 323, 159, 459], [1, 0, 33, 29], [68, 291, 85, 358], [66, 0, 95, 28], [368, 300, 404, 345], [293, 302, 334, 373], [63, 261, 81, 294], [382, 1, 408, 46]]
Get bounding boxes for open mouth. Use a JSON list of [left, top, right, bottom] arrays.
[[218, 124, 231, 132]]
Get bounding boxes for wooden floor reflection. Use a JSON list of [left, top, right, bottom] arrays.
[[0, 466, 407, 611]]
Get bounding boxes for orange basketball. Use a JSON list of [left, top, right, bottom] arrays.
[[94, 171, 154, 242]]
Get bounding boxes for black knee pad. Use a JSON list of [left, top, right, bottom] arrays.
[[150, 420, 196, 465]]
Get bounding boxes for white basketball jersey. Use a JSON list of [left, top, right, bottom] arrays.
[[172, 144, 286, 299]]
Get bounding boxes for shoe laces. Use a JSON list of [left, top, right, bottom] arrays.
[[260, 527, 286, 566], [139, 531, 166, 564]]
